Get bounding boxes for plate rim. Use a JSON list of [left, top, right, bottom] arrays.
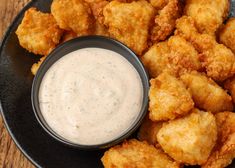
[[0, 0, 41, 167]]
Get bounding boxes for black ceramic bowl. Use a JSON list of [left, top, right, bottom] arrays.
[[31, 35, 149, 150]]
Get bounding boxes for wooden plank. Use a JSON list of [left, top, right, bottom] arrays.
[[0, 0, 34, 167]]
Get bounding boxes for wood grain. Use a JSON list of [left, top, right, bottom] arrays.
[[0, 0, 34, 167]]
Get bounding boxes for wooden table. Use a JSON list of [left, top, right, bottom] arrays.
[[0, 0, 34, 167]]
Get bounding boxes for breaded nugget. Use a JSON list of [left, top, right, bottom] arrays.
[[202, 112, 235, 168], [184, 0, 230, 35], [157, 108, 217, 165], [137, 116, 163, 145], [167, 35, 202, 76], [175, 16, 235, 81], [224, 76, 235, 104], [51, 0, 93, 35], [101, 139, 180, 168], [103, 0, 155, 55], [141, 35, 201, 78], [31, 56, 46, 75], [149, 72, 194, 121], [141, 42, 170, 78], [15, 8, 63, 56], [219, 18, 235, 54], [180, 71, 233, 113], [61, 31, 77, 43], [150, 0, 181, 42]]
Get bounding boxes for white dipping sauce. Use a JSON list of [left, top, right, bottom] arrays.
[[39, 48, 143, 145]]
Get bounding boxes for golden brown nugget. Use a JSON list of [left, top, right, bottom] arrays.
[[167, 35, 202, 76], [157, 108, 217, 165], [180, 71, 233, 113], [103, 0, 155, 55], [141, 42, 170, 78], [224, 76, 235, 104], [137, 116, 163, 145], [184, 0, 230, 35], [31, 56, 46, 75], [141, 36, 201, 78], [51, 0, 93, 35], [151, 0, 181, 42], [149, 72, 194, 121], [219, 18, 235, 54], [101, 139, 180, 168], [202, 112, 235, 168], [15, 8, 63, 56], [175, 16, 235, 81]]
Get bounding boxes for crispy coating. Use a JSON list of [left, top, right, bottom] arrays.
[[157, 108, 217, 165], [149, 0, 168, 10], [93, 21, 109, 36], [180, 71, 233, 113], [61, 31, 77, 43], [84, 0, 109, 36], [150, 0, 181, 42], [149, 72, 194, 121], [15, 8, 63, 56], [141, 42, 170, 78], [167, 35, 202, 76], [101, 139, 180, 168], [137, 116, 163, 145], [141, 35, 201, 78], [84, 0, 109, 24], [175, 16, 235, 81], [103, 0, 155, 55], [202, 112, 235, 168], [224, 76, 235, 104], [31, 56, 46, 75], [219, 18, 235, 54], [184, 0, 230, 35], [51, 0, 93, 35]]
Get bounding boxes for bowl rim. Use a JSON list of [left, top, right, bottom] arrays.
[[31, 35, 149, 150]]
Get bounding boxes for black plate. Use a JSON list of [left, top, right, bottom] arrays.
[[0, 0, 235, 167]]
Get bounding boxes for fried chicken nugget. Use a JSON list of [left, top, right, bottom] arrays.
[[31, 56, 46, 75], [15, 8, 63, 56], [157, 108, 217, 165], [184, 0, 230, 35], [219, 18, 235, 54], [51, 0, 93, 35], [175, 16, 235, 81], [167, 35, 202, 76], [202, 112, 235, 168], [101, 139, 180, 168], [103, 0, 155, 55], [141, 35, 201, 78], [224, 76, 235, 104], [149, 72, 194, 121], [141, 42, 170, 78], [150, 0, 181, 42], [137, 116, 163, 145], [180, 71, 233, 113]]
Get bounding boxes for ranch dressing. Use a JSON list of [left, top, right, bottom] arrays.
[[39, 48, 143, 145]]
